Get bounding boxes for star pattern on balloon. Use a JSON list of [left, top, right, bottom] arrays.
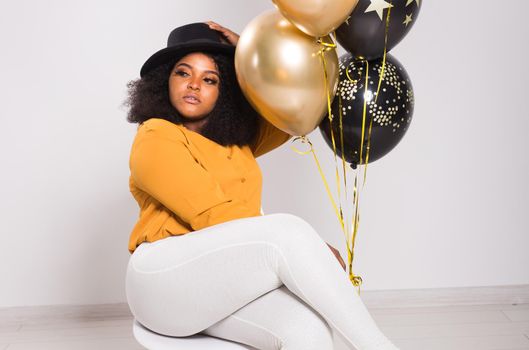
[[406, 0, 420, 7], [403, 13, 413, 26], [364, 0, 394, 21]]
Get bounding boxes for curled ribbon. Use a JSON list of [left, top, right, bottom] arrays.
[[291, 34, 364, 294], [343, 0, 393, 292], [290, 4, 392, 295]]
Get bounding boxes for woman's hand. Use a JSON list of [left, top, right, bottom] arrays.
[[205, 21, 240, 46], [326, 243, 346, 271]]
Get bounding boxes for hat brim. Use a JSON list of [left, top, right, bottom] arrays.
[[140, 41, 236, 78]]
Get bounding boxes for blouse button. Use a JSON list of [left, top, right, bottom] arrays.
[[241, 178, 246, 183], [227, 155, 232, 160]]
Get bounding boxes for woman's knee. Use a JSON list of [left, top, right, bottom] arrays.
[[267, 213, 321, 244]]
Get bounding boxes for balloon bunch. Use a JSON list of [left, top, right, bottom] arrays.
[[320, 0, 421, 168], [235, 9, 342, 136], [235, 0, 421, 294]]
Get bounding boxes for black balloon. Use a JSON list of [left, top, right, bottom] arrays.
[[319, 52, 414, 168], [335, 0, 421, 60]]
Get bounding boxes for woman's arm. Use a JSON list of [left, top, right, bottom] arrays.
[[130, 126, 259, 230]]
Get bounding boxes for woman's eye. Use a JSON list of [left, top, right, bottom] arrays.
[[174, 70, 217, 85]]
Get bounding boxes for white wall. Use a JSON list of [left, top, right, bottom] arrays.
[[0, 0, 527, 307]]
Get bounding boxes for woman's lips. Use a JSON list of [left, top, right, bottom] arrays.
[[183, 95, 200, 104]]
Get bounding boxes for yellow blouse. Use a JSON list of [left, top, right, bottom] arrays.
[[127, 117, 293, 254]]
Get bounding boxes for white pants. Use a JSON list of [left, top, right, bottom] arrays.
[[126, 213, 399, 350]]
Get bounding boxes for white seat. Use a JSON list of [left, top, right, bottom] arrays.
[[133, 319, 254, 349]]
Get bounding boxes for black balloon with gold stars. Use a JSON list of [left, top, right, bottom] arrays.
[[319, 52, 414, 168], [336, 0, 422, 60]]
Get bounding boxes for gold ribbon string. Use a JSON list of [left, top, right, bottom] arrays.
[[290, 136, 354, 282], [342, 61, 362, 275], [373, 0, 391, 106], [317, 35, 350, 254], [290, 135, 364, 294], [286, 1, 393, 296], [337, 89, 351, 246], [319, 35, 366, 291], [290, 34, 364, 294], [290, 136, 343, 227], [366, 0, 391, 169], [344, 0, 393, 293], [291, 6, 396, 290], [345, 63, 361, 85], [341, 58, 370, 296], [363, 0, 391, 182]]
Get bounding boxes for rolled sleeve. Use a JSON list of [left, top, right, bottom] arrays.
[[251, 116, 293, 158]]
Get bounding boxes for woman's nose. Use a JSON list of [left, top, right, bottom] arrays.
[[187, 78, 200, 91]]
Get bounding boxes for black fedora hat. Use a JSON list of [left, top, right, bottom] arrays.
[[140, 22, 235, 78]]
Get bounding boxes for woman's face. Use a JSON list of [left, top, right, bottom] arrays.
[[168, 52, 220, 122]]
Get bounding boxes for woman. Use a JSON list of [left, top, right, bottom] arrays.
[[124, 22, 399, 350]]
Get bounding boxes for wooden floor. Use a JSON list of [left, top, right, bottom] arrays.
[[0, 302, 528, 349]]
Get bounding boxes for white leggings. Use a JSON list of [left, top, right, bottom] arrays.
[[126, 213, 399, 350]]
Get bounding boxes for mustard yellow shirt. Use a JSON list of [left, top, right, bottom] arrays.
[[127, 117, 292, 254]]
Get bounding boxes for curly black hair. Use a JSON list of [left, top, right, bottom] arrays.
[[123, 52, 260, 147]]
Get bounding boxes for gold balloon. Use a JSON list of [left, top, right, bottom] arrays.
[[235, 10, 338, 136], [272, 0, 359, 37]]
